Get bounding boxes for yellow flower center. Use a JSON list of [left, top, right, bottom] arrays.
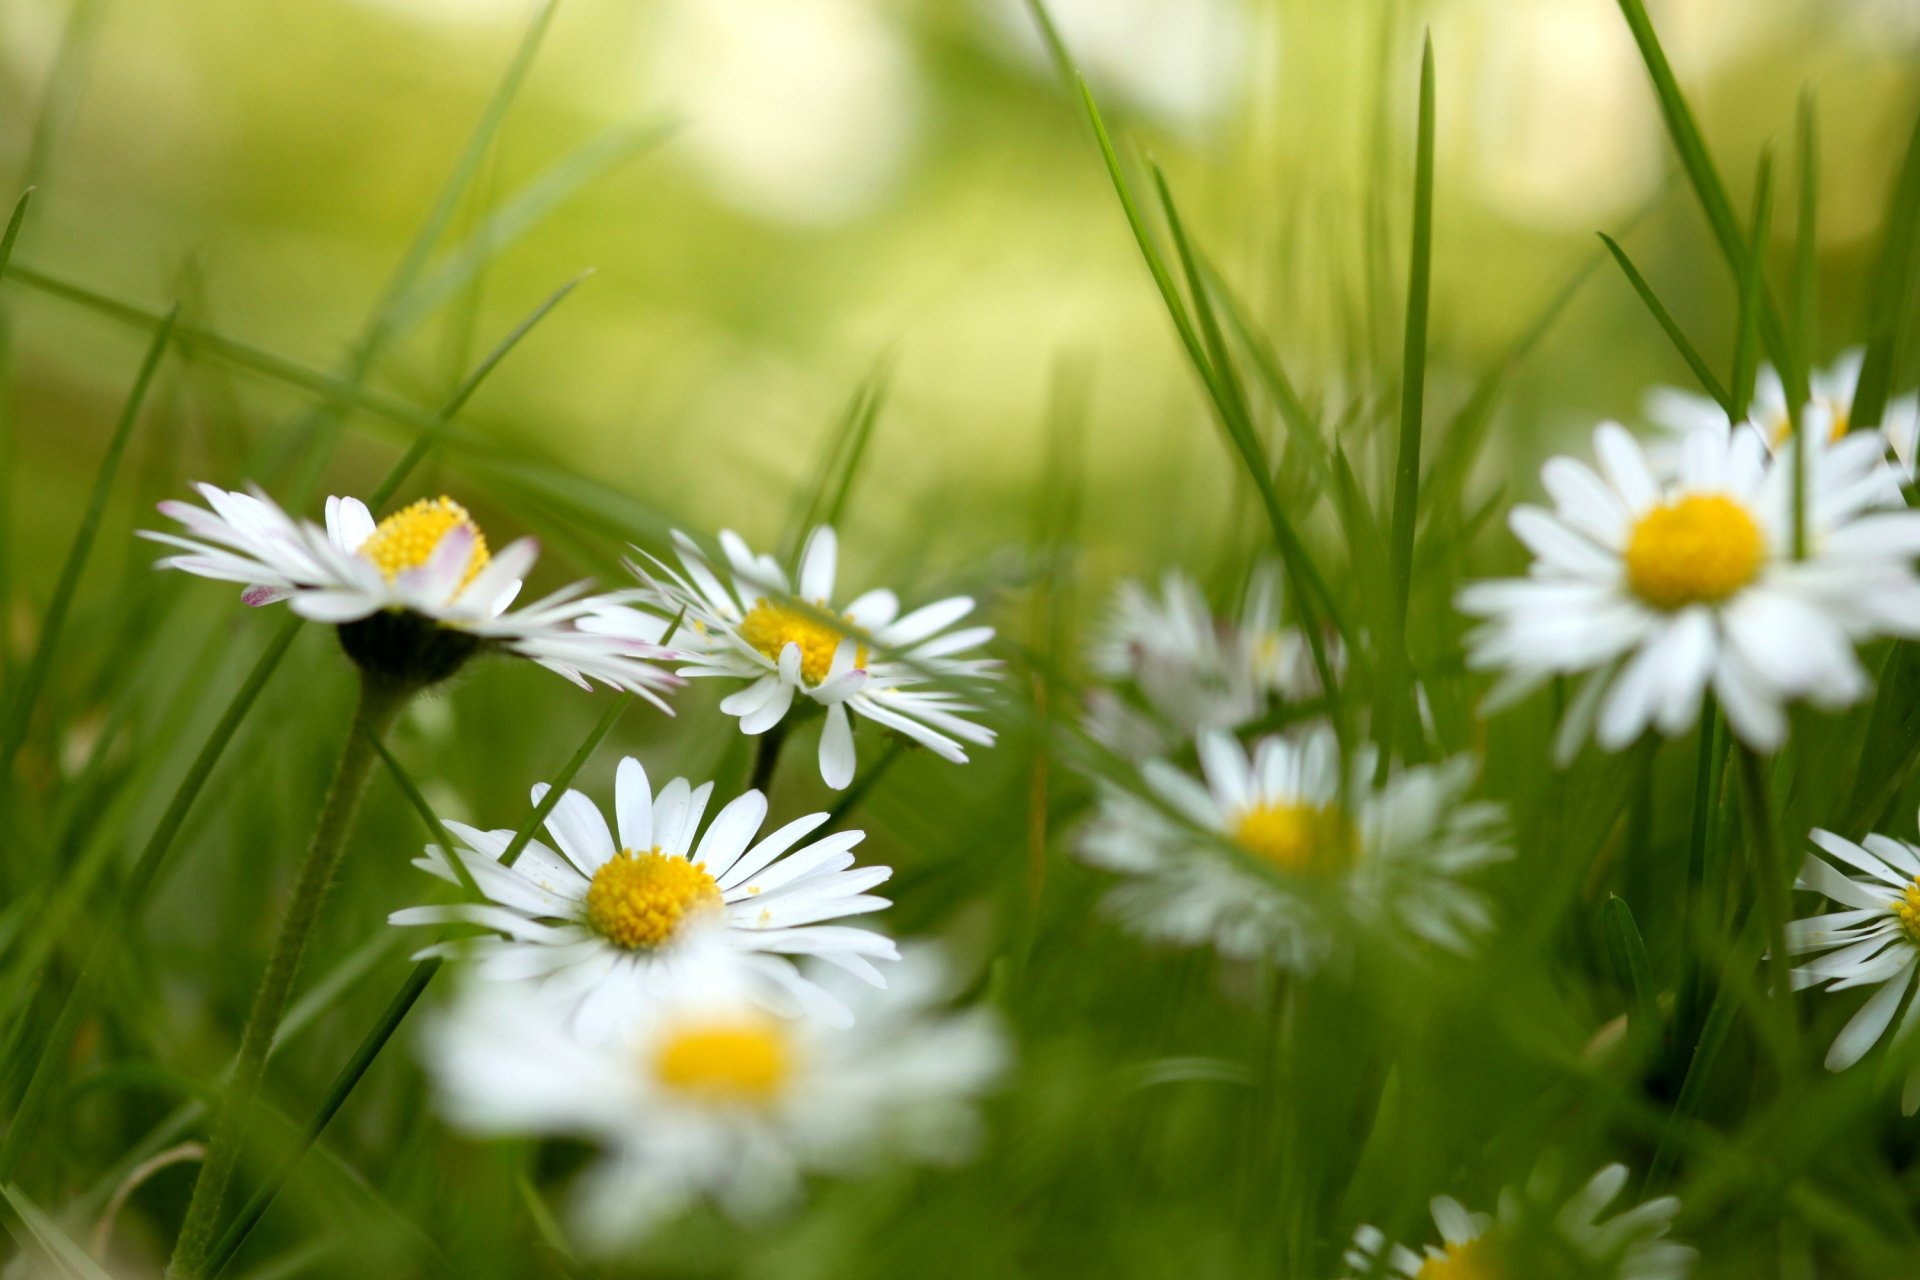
[[357, 496, 491, 590], [583, 847, 723, 950], [1232, 802, 1356, 874], [1622, 494, 1764, 610], [738, 598, 867, 685], [652, 1019, 793, 1103], [1894, 881, 1920, 945], [1415, 1237, 1499, 1280]]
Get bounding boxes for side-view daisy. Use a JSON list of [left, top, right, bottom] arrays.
[[422, 949, 1007, 1250], [1075, 726, 1506, 972], [586, 524, 997, 788], [1789, 824, 1920, 1111], [142, 484, 680, 699], [1085, 564, 1337, 759], [390, 756, 898, 1040], [1458, 422, 1920, 757], [1647, 348, 1920, 475], [1342, 1164, 1694, 1280]]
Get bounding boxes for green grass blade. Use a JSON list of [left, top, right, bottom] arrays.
[[1598, 233, 1734, 414], [0, 303, 176, 776], [1793, 94, 1819, 376], [1375, 35, 1435, 771], [0, 616, 302, 1179], [368, 733, 481, 901], [1731, 152, 1775, 423], [0, 1182, 119, 1280], [0, 187, 38, 691], [1602, 895, 1660, 1052], [383, 122, 673, 337], [1852, 96, 1920, 431], [1149, 164, 1347, 711], [202, 695, 633, 1277], [369, 269, 592, 507], [1614, 0, 1800, 402], [785, 354, 894, 557]]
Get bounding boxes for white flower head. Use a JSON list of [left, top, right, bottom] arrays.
[[390, 756, 898, 1041], [1075, 726, 1506, 973], [1343, 1163, 1694, 1280], [1458, 422, 1920, 758], [1085, 564, 1337, 759], [1647, 347, 1920, 475], [421, 947, 1008, 1251], [1789, 823, 1920, 1111], [589, 525, 998, 789], [142, 484, 681, 700]]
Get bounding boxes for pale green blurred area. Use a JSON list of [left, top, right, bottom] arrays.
[[2, 0, 1918, 583]]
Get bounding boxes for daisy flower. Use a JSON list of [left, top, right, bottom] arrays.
[[1789, 824, 1920, 1112], [1084, 564, 1337, 759], [141, 484, 680, 699], [1647, 347, 1920, 474], [1457, 422, 1920, 758], [389, 756, 898, 1041], [1075, 726, 1506, 972], [587, 525, 997, 789], [1343, 1164, 1694, 1280], [422, 948, 1007, 1250]]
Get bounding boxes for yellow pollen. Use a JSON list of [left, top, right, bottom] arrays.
[[652, 1020, 793, 1103], [583, 847, 722, 950], [1415, 1237, 1499, 1280], [738, 598, 867, 685], [1894, 881, 1920, 945], [357, 496, 490, 590], [1232, 802, 1356, 874], [1622, 494, 1764, 610]]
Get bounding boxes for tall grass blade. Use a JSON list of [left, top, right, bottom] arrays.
[[1730, 152, 1775, 423], [1614, 0, 1798, 397], [1375, 36, 1435, 771]]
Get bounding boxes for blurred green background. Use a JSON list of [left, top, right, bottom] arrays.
[[5, 0, 1919, 593], [5, 1, 1920, 1276]]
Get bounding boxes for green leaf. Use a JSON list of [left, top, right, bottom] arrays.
[[1731, 150, 1775, 424]]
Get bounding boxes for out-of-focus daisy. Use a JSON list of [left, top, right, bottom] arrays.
[[1647, 349, 1920, 474], [390, 756, 897, 1040], [1458, 423, 1920, 757], [1085, 565, 1336, 759], [1342, 1163, 1694, 1280], [1075, 727, 1505, 972], [1790, 824, 1920, 1112], [142, 485, 680, 699], [588, 525, 997, 789], [423, 949, 1007, 1250]]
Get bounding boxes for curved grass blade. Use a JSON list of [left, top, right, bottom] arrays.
[[1603, 895, 1660, 1056]]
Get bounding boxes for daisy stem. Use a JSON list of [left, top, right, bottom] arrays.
[[749, 718, 791, 794], [1735, 744, 1797, 1043], [167, 672, 411, 1280]]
